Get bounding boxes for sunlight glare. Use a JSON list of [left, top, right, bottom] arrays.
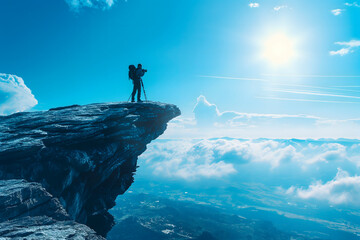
[[263, 33, 296, 66]]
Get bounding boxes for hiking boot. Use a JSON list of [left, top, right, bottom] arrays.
[[131, 99, 135, 103], [137, 99, 143, 103]]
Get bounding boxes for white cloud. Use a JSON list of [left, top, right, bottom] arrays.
[[249, 3, 260, 8], [141, 139, 237, 180], [162, 95, 360, 139], [330, 40, 360, 56], [193, 95, 319, 128], [0, 74, 38, 115], [274, 5, 287, 11], [345, 2, 360, 7], [331, 9, 344, 16], [139, 138, 360, 181], [336, 40, 360, 48], [193, 95, 221, 127], [305, 143, 347, 164], [330, 48, 351, 56], [271, 89, 360, 100], [291, 169, 360, 205], [65, 0, 116, 11]]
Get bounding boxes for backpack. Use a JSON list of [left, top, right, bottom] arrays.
[[128, 65, 137, 80]]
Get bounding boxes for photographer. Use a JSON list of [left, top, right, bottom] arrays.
[[130, 63, 147, 102]]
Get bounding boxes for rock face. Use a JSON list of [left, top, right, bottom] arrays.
[[0, 102, 180, 236], [0, 179, 103, 240], [0, 216, 105, 240], [0, 179, 69, 221]]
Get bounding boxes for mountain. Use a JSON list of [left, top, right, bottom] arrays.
[[0, 102, 180, 238]]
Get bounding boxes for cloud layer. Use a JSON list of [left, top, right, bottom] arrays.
[[139, 138, 360, 186], [138, 137, 360, 209], [0, 74, 38, 115]]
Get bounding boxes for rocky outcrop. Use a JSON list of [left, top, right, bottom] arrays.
[[0, 102, 180, 236], [0, 216, 104, 240], [0, 179, 69, 221], [0, 179, 103, 239]]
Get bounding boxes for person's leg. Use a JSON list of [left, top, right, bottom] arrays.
[[137, 82, 142, 101], [131, 82, 137, 102]]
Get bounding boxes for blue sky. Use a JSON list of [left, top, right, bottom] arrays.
[[2, 1, 360, 237], [1, 0, 360, 136]]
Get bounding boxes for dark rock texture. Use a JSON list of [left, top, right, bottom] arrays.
[[0, 179, 104, 239], [0, 216, 104, 240], [0, 179, 69, 221], [0, 102, 180, 236]]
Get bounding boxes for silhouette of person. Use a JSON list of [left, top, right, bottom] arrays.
[[131, 64, 147, 102]]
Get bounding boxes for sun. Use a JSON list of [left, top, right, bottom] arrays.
[[262, 33, 296, 66]]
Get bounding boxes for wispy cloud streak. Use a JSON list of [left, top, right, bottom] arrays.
[[271, 89, 360, 100], [257, 96, 360, 104], [262, 73, 360, 78], [333, 85, 360, 88], [198, 75, 265, 82], [199, 75, 360, 94]]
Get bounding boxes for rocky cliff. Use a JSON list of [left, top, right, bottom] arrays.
[[0, 179, 104, 239], [0, 102, 180, 237]]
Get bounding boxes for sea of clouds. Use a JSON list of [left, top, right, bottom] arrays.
[[139, 138, 360, 207]]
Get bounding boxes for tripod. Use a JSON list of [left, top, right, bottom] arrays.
[[141, 79, 148, 102], [128, 79, 148, 102]]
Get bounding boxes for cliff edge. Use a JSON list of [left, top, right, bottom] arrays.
[[0, 102, 180, 237]]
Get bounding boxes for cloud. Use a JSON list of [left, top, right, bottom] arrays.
[[162, 95, 360, 139], [65, 0, 116, 11], [261, 73, 360, 78], [336, 40, 360, 48], [331, 2, 359, 16], [258, 96, 360, 104], [345, 2, 360, 7], [305, 143, 347, 164], [249, 3, 260, 8], [330, 40, 360, 56], [291, 169, 360, 206], [330, 48, 351, 56], [274, 5, 287, 11], [139, 138, 360, 182], [0, 74, 38, 115], [192, 95, 319, 129], [271, 89, 360, 100], [140, 139, 237, 180], [331, 9, 344, 16]]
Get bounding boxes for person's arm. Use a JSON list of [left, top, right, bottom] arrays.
[[136, 69, 145, 77]]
